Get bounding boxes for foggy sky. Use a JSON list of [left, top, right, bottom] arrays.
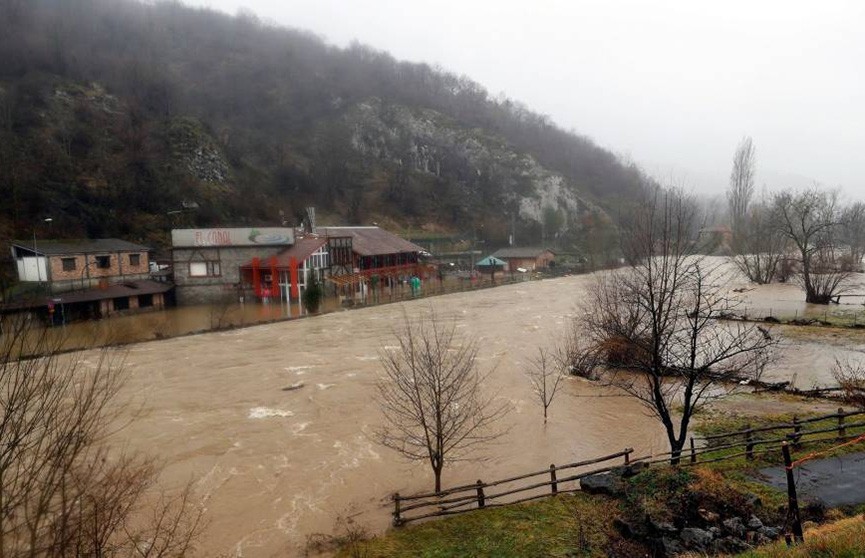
[[186, 0, 865, 199]]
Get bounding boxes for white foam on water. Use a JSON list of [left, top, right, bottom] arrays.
[[316, 383, 334, 390], [355, 355, 378, 361], [248, 407, 294, 419]]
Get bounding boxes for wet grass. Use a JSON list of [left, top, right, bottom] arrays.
[[334, 492, 643, 558], [693, 410, 865, 473]]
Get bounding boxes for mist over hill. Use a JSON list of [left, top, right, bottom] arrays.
[[0, 0, 651, 261]]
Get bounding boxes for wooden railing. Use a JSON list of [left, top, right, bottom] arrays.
[[392, 448, 634, 526]]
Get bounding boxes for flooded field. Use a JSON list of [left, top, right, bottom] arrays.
[[29, 261, 865, 556]]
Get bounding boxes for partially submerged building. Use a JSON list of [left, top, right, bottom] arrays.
[[6, 239, 170, 322], [170, 227, 295, 304], [171, 225, 427, 305]]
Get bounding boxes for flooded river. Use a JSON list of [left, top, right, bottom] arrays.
[[102, 275, 670, 557], [31, 261, 865, 556]]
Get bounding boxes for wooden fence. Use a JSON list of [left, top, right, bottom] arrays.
[[630, 408, 865, 468], [390, 409, 865, 527], [391, 448, 634, 526]]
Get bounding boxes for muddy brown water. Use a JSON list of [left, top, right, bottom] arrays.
[[90, 275, 669, 557], [32, 262, 865, 556]]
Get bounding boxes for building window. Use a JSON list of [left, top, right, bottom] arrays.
[[96, 255, 111, 269], [189, 261, 221, 277], [138, 294, 153, 308], [129, 254, 141, 267], [114, 297, 130, 311], [61, 258, 76, 272]]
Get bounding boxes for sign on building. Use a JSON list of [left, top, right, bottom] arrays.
[[171, 228, 295, 248]]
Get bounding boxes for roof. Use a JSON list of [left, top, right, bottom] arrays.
[[316, 227, 426, 257], [1, 280, 172, 310], [12, 238, 149, 256], [240, 235, 328, 268], [491, 247, 556, 259], [476, 256, 507, 267]]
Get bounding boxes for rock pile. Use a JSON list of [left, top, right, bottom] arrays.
[[580, 469, 784, 557]]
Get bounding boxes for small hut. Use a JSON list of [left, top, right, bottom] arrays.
[[476, 255, 507, 280]]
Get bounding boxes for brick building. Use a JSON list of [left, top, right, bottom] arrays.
[[7, 239, 170, 323], [11, 239, 152, 292]]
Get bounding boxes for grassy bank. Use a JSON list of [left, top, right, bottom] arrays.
[[332, 492, 644, 557]]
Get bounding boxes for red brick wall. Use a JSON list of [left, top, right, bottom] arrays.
[[48, 251, 149, 282]]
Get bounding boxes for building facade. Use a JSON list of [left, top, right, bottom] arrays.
[[11, 239, 151, 293], [170, 227, 295, 304], [491, 247, 556, 272]]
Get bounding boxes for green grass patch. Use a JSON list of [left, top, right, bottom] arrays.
[[334, 493, 644, 558]]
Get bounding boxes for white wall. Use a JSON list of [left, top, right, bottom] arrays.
[[16, 256, 48, 282]]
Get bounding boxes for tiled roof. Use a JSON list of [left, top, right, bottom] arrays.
[[317, 227, 425, 257], [12, 238, 150, 256]]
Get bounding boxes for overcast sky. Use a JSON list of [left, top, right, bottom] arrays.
[[186, 0, 864, 199]]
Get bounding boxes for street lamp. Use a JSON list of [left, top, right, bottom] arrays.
[[33, 217, 53, 287]]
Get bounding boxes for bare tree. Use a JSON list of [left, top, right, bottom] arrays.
[[376, 310, 507, 492], [832, 358, 865, 409], [733, 193, 788, 284], [840, 201, 865, 271], [525, 348, 565, 424], [774, 188, 852, 303], [576, 189, 777, 463], [728, 136, 757, 243], [0, 315, 203, 557]]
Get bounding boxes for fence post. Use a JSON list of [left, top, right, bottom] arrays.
[[392, 492, 402, 527], [781, 442, 805, 543], [476, 480, 485, 509], [838, 408, 846, 440], [792, 416, 802, 450], [550, 464, 558, 495], [689, 437, 696, 463], [745, 425, 754, 460], [624, 449, 631, 466]]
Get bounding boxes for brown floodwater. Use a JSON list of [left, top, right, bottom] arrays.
[[93, 275, 670, 557], [30, 260, 865, 556]]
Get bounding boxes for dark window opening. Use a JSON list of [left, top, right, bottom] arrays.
[[96, 255, 111, 269], [138, 294, 153, 308], [61, 258, 76, 272], [129, 254, 141, 266], [113, 297, 130, 311]]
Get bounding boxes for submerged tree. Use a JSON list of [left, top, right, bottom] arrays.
[[0, 315, 203, 557], [774, 188, 851, 303], [376, 310, 507, 492], [733, 193, 788, 284], [525, 348, 566, 424], [575, 189, 777, 463]]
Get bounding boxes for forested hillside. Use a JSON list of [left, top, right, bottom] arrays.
[[0, 0, 650, 260]]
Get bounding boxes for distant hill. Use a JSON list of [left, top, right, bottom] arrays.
[[0, 0, 650, 270]]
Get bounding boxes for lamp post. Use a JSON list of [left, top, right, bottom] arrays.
[[33, 217, 53, 288]]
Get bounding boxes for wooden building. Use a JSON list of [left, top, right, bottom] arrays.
[[491, 247, 556, 272]]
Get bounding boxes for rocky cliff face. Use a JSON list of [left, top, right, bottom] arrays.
[[345, 98, 601, 234]]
